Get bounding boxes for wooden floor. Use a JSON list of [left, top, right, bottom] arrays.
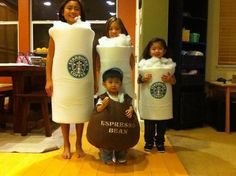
[[0, 124, 188, 176]]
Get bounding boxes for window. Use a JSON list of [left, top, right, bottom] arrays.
[[31, 0, 116, 51], [218, 0, 236, 65], [32, 23, 53, 50], [0, 0, 18, 63]]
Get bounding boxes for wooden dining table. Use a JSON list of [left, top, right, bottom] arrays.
[[0, 63, 46, 133], [207, 81, 236, 133]]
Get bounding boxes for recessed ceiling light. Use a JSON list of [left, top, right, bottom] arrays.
[[106, 1, 115, 6], [43, 1, 51, 6], [109, 12, 116, 16]]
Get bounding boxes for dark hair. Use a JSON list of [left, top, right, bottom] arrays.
[[59, 0, 86, 22], [104, 17, 128, 37], [102, 68, 123, 82], [142, 37, 168, 59]]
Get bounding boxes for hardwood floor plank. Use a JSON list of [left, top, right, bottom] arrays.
[[58, 157, 83, 176], [0, 124, 188, 176], [0, 153, 30, 176], [22, 153, 58, 176], [97, 164, 116, 176]]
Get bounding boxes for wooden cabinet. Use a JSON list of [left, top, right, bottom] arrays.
[[168, 0, 208, 129]]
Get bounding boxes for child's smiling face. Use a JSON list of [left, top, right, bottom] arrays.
[[63, 1, 81, 24], [149, 42, 166, 58], [108, 21, 122, 38]]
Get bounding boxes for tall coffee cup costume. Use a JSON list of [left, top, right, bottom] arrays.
[[87, 93, 140, 150], [138, 57, 176, 120], [96, 34, 134, 97], [49, 18, 95, 123]]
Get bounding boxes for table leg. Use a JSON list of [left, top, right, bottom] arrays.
[[12, 75, 24, 133], [225, 87, 230, 133]]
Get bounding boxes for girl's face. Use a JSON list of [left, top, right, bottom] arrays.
[[103, 78, 122, 95], [108, 21, 121, 38], [149, 42, 166, 58], [63, 1, 81, 24]]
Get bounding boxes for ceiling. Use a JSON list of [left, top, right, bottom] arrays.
[[1, 0, 116, 20], [32, 0, 116, 20]]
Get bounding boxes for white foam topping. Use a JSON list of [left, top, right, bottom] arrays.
[[98, 34, 131, 47], [138, 57, 176, 69], [52, 15, 91, 29]]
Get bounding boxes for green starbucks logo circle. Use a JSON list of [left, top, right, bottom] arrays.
[[150, 82, 167, 99], [67, 55, 89, 78]]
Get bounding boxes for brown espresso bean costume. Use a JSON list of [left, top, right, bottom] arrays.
[[87, 93, 140, 150]]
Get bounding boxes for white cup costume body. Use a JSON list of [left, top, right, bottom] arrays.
[[49, 20, 95, 123], [138, 57, 176, 120], [96, 34, 134, 97]]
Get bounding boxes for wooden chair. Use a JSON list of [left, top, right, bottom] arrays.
[[0, 77, 13, 127], [16, 90, 52, 137], [0, 91, 12, 127], [0, 94, 7, 127], [0, 77, 13, 110]]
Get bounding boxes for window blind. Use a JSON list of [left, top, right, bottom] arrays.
[[218, 0, 236, 65]]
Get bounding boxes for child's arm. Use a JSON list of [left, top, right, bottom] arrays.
[[125, 106, 133, 119], [137, 73, 152, 84], [96, 96, 109, 112], [161, 72, 176, 85], [94, 54, 100, 94], [45, 37, 55, 96], [130, 54, 135, 86], [130, 54, 135, 71]]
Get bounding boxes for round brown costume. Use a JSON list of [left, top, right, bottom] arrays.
[[86, 93, 140, 150]]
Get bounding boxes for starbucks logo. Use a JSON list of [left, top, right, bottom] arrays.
[[67, 55, 89, 78], [150, 82, 167, 99]]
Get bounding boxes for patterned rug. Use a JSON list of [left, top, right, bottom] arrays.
[[0, 123, 63, 153]]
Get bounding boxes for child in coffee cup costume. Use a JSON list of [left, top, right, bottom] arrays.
[[95, 17, 135, 98], [45, 0, 94, 159], [138, 37, 176, 153]]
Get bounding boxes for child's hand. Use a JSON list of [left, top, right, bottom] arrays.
[[45, 80, 53, 96], [125, 106, 133, 119], [101, 96, 109, 108], [161, 72, 176, 84], [96, 96, 109, 112], [143, 73, 152, 82]]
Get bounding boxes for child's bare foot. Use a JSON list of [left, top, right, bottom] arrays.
[[62, 145, 71, 159], [76, 142, 85, 158]]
